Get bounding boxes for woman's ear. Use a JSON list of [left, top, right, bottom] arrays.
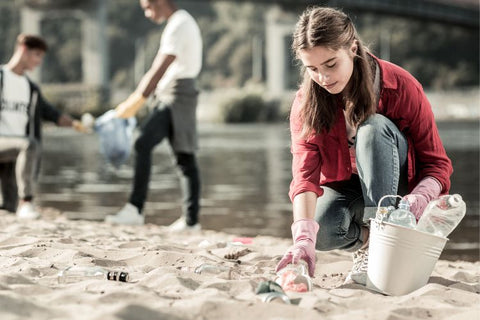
[[350, 40, 358, 56]]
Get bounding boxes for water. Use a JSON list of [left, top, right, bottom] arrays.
[[35, 121, 479, 262]]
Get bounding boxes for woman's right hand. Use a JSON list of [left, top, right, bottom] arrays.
[[275, 219, 319, 277]]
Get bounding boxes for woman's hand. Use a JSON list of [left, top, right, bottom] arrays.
[[403, 194, 429, 220], [275, 219, 319, 277], [403, 177, 442, 220]]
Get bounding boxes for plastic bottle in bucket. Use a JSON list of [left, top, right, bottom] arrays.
[[367, 195, 448, 295], [416, 194, 466, 238], [386, 199, 416, 229]]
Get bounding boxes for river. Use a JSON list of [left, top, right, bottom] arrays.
[[36, 121, 479, 262]]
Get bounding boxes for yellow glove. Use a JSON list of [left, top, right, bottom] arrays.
[[72, 120, 89, 133], [115, 92, 146, 118]]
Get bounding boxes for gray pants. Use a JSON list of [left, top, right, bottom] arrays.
[[0, 137, 40, 211]]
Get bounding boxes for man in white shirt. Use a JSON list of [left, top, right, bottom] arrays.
[[0, 34, 85, 219], [105, 0, 203, 231]]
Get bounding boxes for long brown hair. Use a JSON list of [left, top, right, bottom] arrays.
[[292, 7, 376, 137]]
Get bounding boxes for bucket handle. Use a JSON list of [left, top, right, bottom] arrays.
[[376, 195, 402, 223]]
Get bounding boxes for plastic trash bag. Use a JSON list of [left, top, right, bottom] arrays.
[[94, 110, 137, 168]]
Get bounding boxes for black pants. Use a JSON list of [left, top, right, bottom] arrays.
[[129, 107, 201, 225], [0, 161, 18, 212]]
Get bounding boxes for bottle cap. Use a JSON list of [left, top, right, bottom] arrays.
[[398, 199, 410, 210], [107, 271, 129, 282], [448, 194, 462, 207]]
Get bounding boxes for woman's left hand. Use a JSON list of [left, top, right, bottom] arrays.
[[403, 177, 442, 220], [404, 194, 429, 220]]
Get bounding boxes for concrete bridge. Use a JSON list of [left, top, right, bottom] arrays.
[[231, 0, 478, 29], [254, 0, 478, 94], [18, 0, 478, 110]]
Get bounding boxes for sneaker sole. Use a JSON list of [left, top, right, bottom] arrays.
[[105, 216, 144, 226], [350, 272, 367, 285]]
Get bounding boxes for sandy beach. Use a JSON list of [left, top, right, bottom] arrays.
[[0, 208, 478, 320]]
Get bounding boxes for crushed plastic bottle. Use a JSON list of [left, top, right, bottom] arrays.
[[255, 280, 291, 304], [416, 194, 466, 238], [194, 263, 240, 280], [194, 264, 230, 274], [275, 260, 312, 292], [386, 198, 416, 229], [257, 291, 292, 304], [57, 266, 129, 284]]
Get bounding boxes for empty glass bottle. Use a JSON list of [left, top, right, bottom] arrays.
[[57, 266, 129, 284]]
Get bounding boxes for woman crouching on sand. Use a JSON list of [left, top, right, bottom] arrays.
[[276, 7, 452, 284]]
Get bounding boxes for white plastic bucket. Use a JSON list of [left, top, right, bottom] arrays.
[[367, 219, 448, 296]]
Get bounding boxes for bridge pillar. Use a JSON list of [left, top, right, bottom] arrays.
[[20, 0, 109, 112], [20, 6, 43, 82], [82, 0, 108, 87], [265, 6, 296, 95]]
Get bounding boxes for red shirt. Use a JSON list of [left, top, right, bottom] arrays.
[[289, 56, 453, 202]]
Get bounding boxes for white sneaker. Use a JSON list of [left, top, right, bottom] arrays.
[[168, 217, 201, 232], [345, 248, 369, 285], [105, 203, 144, 225], [16, 202, 40, 220]]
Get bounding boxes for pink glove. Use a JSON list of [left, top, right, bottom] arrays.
[[275, 219, 319, 277], [404, 177, 442, 220]]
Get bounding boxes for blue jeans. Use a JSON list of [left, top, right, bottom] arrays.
[[315, 114, 408, 252], [129, 107, 201, 225]]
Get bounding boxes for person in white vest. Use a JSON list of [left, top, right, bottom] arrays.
[[105, 0, 203, 231], [0, 34, 86, 219]]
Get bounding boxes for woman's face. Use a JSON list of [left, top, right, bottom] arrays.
[[298, 42, 357, 94]]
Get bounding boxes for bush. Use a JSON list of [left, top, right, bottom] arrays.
[[219, 92, 280, 123]]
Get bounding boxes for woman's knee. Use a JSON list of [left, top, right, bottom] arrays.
[[356, 114, 391, 144], [356, 114, 405, 156]]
